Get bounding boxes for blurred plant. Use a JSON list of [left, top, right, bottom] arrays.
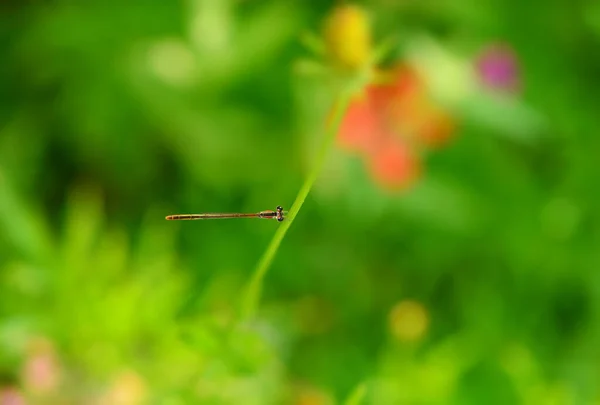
[[388, 299, 429, 343], [343, 382, 367, 405], [299, 4, 458, 192], [338, 65, 455, 190], [476, 43, 521, 93], [292, 296, 335, 336], [323, 4, 372, 72], [239, 3, 383, 321], [404, 36, 544, 142], [371, 335, 473, 403], [21, 337, 61, 396], [0, 388, 25, 405], [3, 0, 596, 402], [96, 370, 146, 405], [300, 3, 546, 201], [292, 383, 335, 405], [0, 176, 290, 403]]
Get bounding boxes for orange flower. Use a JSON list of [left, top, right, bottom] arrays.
[[337, 92, 379, 155], [337, 65, 456, 190], [368, 66, 454, 148], [368, 140, 421, 190]]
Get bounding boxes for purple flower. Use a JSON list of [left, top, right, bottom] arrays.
[[476, 43, 520, 93]]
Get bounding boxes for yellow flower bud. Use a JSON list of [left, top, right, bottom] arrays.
[[323, 5, 372, 71]]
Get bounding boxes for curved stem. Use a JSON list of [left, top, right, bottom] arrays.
[[239, 92, 352, 321]]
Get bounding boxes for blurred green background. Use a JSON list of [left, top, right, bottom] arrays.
[[1, 0, 600, 404]]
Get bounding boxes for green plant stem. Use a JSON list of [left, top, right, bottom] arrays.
[[239, 92, 352, 321], [343, 382, 367, 405]]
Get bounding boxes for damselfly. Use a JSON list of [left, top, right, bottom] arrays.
[[165, 206, 286, 222]]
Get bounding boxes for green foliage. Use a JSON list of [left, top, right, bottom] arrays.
[[1, 0, 600, 404]]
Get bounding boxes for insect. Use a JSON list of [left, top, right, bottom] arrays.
[[165, 206, 286, 222]]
